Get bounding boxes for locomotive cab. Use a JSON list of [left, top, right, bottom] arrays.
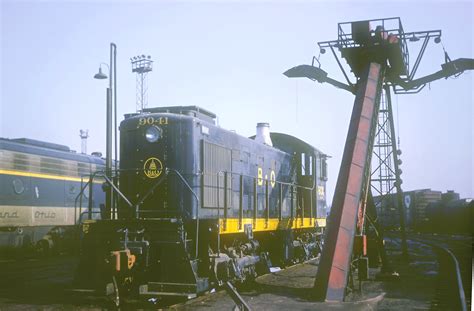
[[117, 106, 211, 220]]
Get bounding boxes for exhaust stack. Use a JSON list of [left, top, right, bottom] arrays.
[[255, 123, 273, 146]]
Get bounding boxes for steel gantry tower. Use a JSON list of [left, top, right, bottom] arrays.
[[284, 17, 473, 302], [371, 85, 404, 230]]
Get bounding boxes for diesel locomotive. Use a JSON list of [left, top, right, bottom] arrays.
[[0, 137, 105, 254], [74, 106, 328, 303]]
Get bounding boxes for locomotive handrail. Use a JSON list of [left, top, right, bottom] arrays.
[[134, 169, 195, 220], [101, 168, 195, 221], [166, 168, 201, 259], [206, 169, 319, 239], [75, 170, 134, 221], [216, 171, 225, 254], [74, 176, 91, 225], [109, 168, 173, 218], [135, 173, 167, 216], [130, 167, 200, 258], [214, 168, 318, 205], [210, 170, 317, 191], [100, 172, 134, 209], [74, 174, 104, 222], [213, 169, 320, 244], [210, 169, 318, 235]]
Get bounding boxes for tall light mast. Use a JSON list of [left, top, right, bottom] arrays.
[[131, 55, 153, 112]]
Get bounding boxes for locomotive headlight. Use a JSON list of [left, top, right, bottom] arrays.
[[145, 126, 162, 143]]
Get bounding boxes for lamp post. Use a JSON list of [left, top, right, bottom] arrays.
[[94, 43, 117, 218]]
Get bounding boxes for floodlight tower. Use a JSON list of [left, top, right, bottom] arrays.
[[131, 55, 153, 112], [284, 17, 473, 302]]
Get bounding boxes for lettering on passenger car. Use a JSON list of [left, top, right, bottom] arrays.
[[0, 211, 19, 219], [34, 211, 56, 219]]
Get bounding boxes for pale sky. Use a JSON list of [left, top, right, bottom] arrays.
[[1, 0, 473, 201]]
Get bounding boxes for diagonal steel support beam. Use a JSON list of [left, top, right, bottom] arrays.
[[283, 65, 355, 93], [314, 62, 384, 302]]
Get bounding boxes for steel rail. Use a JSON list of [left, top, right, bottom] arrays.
[[409, 237, 467, 311]]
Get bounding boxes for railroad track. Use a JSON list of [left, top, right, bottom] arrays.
[[393, 233, 471, 311], [1, 234, 469, 310]]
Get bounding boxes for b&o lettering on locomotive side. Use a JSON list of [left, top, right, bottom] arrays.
[[317, 185, 325, 199], [257, 166, 276, 188], [270, 170, 276, 187], [257, 167, 263, 186]]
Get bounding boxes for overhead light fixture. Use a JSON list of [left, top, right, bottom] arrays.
[[320, 48, 326, 54], [409, 35, 419, 42], [434, 37, 441, 44], [93, 66, 108, 79]]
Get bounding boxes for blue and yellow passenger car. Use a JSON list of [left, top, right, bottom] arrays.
[[0, 138, 105, 252]]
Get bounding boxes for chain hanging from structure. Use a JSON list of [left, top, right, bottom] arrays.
[[131, 55, 153, 112]]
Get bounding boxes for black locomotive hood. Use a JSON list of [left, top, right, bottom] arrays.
[[124, 106, 216, 125]]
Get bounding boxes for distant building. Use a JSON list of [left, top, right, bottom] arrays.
[[424, 198, 473, 234], [441, 190, 460, 203], [409, 189, 442, 227], [373, 189, 461, 229]]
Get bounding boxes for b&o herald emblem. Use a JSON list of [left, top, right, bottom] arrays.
[[143, 157, 163, 179]]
